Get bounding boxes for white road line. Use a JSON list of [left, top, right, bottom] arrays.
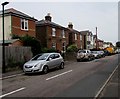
[[0, 73, 24, 80], [0, 87, 26, 98], [94, 65, 118, 99], [46, 70, 73, 81]]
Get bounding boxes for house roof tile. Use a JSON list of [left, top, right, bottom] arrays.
[[36, 19, 66, 29], [0, 8, 37, 21]]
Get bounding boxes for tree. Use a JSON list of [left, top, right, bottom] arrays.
[[20, 35, 41, 56], [67, 44, 78, 52]]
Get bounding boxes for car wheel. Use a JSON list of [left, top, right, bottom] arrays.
[[43, 66, 49, 74], [77, 59, 80, 62], [59, 62, 64, 69], [88, 57, 91, 61]]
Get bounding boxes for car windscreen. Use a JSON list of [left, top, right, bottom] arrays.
[[91, 51, 97, 54], [31, 54, 49, 60], [78, 50, 86, 53]]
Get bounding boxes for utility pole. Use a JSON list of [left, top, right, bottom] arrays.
[[96, 27, 98, 50]]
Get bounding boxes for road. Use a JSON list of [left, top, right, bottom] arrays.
[[1, 54, 119, 98]]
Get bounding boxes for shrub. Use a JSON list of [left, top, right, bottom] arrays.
[[67, 44, 78, 52], [41, 47, 56, 53], [20, 35, 41, 56], [6, 57, 24, 72]]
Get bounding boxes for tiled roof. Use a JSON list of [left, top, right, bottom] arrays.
[[67, 28, 80, 34], [80, 30, 89, 35], [36, 19, 65, 29], [0, 8, 37, 21]]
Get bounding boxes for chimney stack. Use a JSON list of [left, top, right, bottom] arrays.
[[68, 22, 73, 29], [45, 13, 52, 22]]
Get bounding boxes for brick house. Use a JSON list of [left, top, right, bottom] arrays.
[[36, 13, 69, 52], [67, 22, 83, 49], [97, 39, 104, 49], [80, 30, 94, 50], [0, 8, 37, 41]]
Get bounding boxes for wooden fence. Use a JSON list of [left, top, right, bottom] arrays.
[[0, 46, 33, 67]]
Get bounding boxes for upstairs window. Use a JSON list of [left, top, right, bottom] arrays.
[[52, 42, 56, 49], [75, 33, 77, 40], [52, 28, 56, 37], [21, 19, 28, 30], [80, 34, 82, 41], [62, 30, 65, 38]]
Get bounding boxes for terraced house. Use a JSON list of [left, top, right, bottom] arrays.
[[0, 8, 37, 42], [67, 22, 84, 49], [80, 30, 94, 50], [36, 13, 69, 52]]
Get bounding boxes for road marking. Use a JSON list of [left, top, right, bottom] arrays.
[[0, 73, 24, 80], [46, 70, 73, 81], [94, 64, 118, 99], [0, 87, 26, 98]]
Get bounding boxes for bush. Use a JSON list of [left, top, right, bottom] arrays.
[[41, 48, 57, 53], [67, 44, 78, 52], [6, 57, 24, 72], [20, 35, 41, 56]]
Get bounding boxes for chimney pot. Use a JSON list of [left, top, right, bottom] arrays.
[[45, 13, 52, 22], [68, 22, 73, 29]]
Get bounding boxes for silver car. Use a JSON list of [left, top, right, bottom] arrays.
[[76, 50, 94, 62], [91, 51, 101, 59], [23, 53, 64, 74]]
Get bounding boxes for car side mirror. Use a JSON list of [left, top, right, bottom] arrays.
[[48, 58, 52, 61]]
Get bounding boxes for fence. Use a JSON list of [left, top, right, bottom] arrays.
[[0, 46, 33, 69], [65, 52, 77, 61]]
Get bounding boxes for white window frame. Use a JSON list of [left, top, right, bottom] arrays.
[[52, 28, 56, 37], [62, 30, 65, 38], [21, 19, 28, 30], [52, 42, 56, 49], [75, 33, 77, 40], [80, 34, 82, 41]]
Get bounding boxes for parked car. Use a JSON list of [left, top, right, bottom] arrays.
[[104, 50, 110, 56], [115, 49, 120, 54], [76, 49, 95, 62], [23, 53, 64, 74], [91, 51, 101, 59], [97, 51, 105, 57]]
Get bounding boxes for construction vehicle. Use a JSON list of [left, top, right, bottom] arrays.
[[105, 47, 115, 55]]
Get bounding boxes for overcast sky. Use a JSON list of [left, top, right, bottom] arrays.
[[0, 1, 118, 45]]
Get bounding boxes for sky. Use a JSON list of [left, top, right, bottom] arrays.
[[0, 0, 119, 45]]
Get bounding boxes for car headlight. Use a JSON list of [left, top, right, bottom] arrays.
[[34, 63, 44, 67], [34, 64, 38, 67]]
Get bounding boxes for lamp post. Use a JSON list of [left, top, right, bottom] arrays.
[[2, 2, 9, 73], [96, 27, 98, 50]]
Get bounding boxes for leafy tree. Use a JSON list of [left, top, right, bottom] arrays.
[[11, 34, 20, 39], [67, 44, 78, 52], [20, 35, 41, 56], [41, 47, 56, 53]]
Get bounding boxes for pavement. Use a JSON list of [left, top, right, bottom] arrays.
[[2, 69, 23, 78], [98, 67, 119, 98]]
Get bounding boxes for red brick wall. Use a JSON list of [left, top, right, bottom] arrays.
[[77, 34, 80, 49], [36, 24, 69, 52], [36, 26, 47, 47], [12, 16, 36, 37], [46, 26, 69, 51]]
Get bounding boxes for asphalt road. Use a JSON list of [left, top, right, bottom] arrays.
[[1, 54, 119, 98]]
